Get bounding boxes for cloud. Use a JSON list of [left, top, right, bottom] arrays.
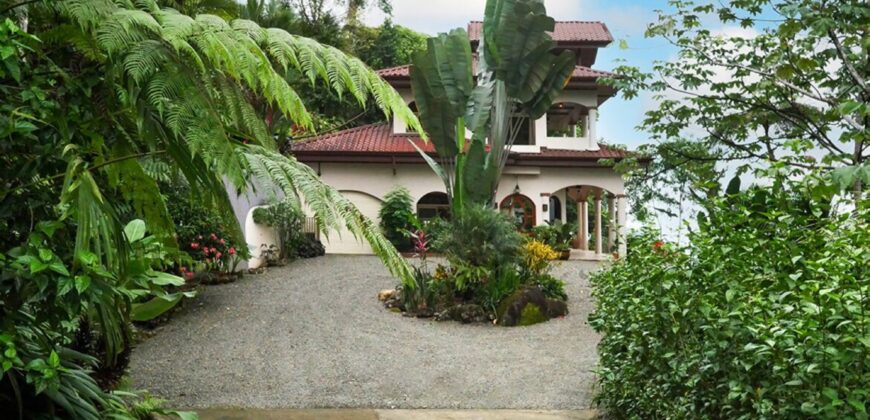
[[361, 0, 585, 35]]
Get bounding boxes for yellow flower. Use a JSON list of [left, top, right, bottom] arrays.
[[522, 240, 559, 275]]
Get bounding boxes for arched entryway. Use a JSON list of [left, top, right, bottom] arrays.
[[416, 192, 450, 221], [548, 185, 628, 259], [499, 193, 536, 230]]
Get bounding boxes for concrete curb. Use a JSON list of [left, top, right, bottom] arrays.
[[194, 408, 600, 419]]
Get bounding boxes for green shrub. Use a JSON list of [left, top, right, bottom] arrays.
[[253, 198, 310, 260], [531, 222, 575, 252], [379, 187, 416, 251], [477, 269, 522, 314], [535, 274, 567, 301], [589, 185, 869, 418], [165, 181, 248, 273], [431, 205, 522, 270]]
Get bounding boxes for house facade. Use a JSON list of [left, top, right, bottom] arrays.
[[288, 21, 631, 259]]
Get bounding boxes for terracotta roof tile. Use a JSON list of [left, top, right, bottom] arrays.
[[293, 123, 433, 153], [467, 21, 612, 44], [376, 62, 614, 80], [291, 123, 628, 160]]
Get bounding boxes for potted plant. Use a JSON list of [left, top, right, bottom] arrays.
[[532, 222, 575, 260]]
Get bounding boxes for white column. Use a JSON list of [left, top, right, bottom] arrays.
[[617, 194, 628, 257], [594, 191, 602, 255], [534, 115, 547, 145], [578, 194, 588, 251], [607, 194, 616, 252], [587, 108, 599, 151]]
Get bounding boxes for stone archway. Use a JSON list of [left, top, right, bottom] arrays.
[[499, 193, 536, 231]]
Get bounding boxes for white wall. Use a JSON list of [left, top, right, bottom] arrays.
[[310, 161, 624, 253], [244, 205, 279, 269], [393, 87, 601, 151]]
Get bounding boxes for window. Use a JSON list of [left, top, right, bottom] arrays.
[[417, 192, 450, 220]]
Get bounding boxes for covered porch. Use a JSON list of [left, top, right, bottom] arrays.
[[542, 185, 627, 260]]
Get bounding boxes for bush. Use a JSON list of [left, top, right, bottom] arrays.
[[296, 235, 326, 258], [531, 222, 575, 252], [535, 273, 567, 301], [589, 185, 869, 418], [379, 187, 416, 251], [165, 181, 247, 273], [253, 198, 311, 260], [520, 240, 560, 277], [431, 205, 522, 270]]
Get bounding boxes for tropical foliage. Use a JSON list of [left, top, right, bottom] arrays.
[[530, 222, 576, 253], [1, 0, 419, 416], [590, 175, 869, 418], [409, 0, 575, 214], [388, 206, 567, 322], [378, 186, 416, 251], [603, 0, 869, 221], [252, 197, 324, 261]]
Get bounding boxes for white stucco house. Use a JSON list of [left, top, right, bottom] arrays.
[[236, 20, 636, 263]]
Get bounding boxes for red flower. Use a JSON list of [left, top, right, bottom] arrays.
[[184, 272, 194, 280], [210, 233, 217, 240], [228, 247, 236, 255], [180, 266, 188, 272], [653, 240, 664, 250], [211, 247, 218, 254], [202, 247, 210, 255], [191, 242, 199, 249], [215, 252, 222, 259], [219, 239, 226, 245]]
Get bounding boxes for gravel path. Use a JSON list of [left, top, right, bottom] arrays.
[[129, 255, 602, 409]]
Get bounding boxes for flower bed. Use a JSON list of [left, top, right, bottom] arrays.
[[381, 206, 569, 326]]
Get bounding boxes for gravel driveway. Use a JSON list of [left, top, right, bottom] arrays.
[[129, 255, 602, 409]]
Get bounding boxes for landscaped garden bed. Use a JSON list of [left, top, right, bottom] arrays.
[[378, 204, 571, 326]]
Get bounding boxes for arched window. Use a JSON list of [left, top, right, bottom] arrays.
[[499, 194, 536, 230], [417, 192, 450, 220]]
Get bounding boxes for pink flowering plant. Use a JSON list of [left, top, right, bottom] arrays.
[[183, 232, 244, 277]]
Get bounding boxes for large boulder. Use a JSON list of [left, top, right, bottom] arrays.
[[496, 286, 568, 326]]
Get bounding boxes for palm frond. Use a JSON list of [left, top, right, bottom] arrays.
[[242, 147, 415, 284]]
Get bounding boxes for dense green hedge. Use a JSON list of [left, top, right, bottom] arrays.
[[590, 185, 869, 418]]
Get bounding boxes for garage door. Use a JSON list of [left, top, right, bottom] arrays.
[[320, 191, 382, 254]]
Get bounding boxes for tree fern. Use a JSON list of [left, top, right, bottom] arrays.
[[38, 0, 422, 285], [242, 147, 415, 283]]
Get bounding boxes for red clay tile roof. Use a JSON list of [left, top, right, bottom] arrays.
[[467, 21, 613, 44], [291, 123, 629, 162], [293, 123, 433, 154], [376, 62, 614, 80]]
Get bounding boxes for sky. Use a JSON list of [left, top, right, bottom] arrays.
[[358, 0, 680, 150]]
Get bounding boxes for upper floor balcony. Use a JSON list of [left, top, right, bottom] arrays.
[[392, 89, 602, 153]]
